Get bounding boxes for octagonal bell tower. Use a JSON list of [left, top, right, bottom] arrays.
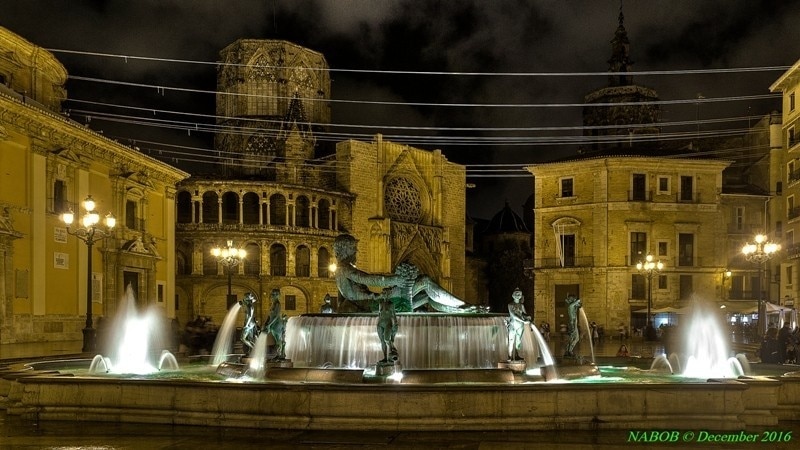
[[215, 40, 331, 178]]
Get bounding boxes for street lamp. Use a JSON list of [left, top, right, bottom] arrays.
[[636, 254, 663, 341], [211, 240, 246, 308], [60, 195, 116, 353], [742, 234, 780, 336]]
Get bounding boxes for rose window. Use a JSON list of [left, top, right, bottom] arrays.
[[385, 177, 422, 223]]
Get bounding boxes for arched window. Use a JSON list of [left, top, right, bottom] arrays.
[[202, 191, 219, 223], [317, 247, 330, 277], [242, 192, 260, 224], [176, 191, 192, 223], [270, 243, 286, 276], [270, 193, 286, 226], [244, 243, 260, 276], [203, 244, 218, 275], [318, 199, 330, 230], [176, 250, 188, 275], [295, 196, 310, 227], [296, 245, 310, 277], [222, 191, 239, 224]]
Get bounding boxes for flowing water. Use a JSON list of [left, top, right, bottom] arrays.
[[284, 314, 509, 369], [578, 309, 595, 363], [210, 303, 242, 366], [88, 285, 178, 374]]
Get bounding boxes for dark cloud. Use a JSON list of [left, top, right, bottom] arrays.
[[2, 0, 799, 218]]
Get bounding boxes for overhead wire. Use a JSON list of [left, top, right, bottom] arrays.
[[47, 48, 791, 77], [48, 47, 786, 177]]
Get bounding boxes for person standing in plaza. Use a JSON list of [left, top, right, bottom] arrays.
[[777, 322, 792, 364]]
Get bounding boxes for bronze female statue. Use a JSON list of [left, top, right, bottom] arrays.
[[238, 292, 259, 353], [262, 289, 287, 361]]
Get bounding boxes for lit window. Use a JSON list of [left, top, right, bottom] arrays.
[[560, 178, 574, 197], [657, 176, 670, 194]]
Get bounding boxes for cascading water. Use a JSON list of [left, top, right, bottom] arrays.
[[210, 303, 242, 366], [285, 314, 511, 369], [247, 333, 270, 378], [578, 309, 595, 363]]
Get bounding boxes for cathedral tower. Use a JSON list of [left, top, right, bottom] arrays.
[[582, 9, 661, 154], [215, 40, 331, 178]]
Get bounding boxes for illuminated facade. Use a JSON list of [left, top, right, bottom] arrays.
[[527, 157, 730, 332], [0, 27, 188, 344], [771, 59, 800, 310], [175, 40, 468, 326]]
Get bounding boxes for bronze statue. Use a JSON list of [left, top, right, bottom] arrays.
[[320, 293, 335, 313], [262, 289, 287, 360], [332, 234, 486, 313], [377, 298, 399, 364], [564, 294, 582, 357], [506, 288, 530, 361], [238, 292, 259, 353]]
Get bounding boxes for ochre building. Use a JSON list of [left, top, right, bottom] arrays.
[[0, 27, 188, 344]]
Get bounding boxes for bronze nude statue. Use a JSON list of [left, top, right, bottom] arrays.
[[506, 288, 530, 361], [262, 288, 287, 361], [564, 294, 582, 357], [320, 293, 335, 313], [377, 298, 399, 364], [332, 234, 486, 313], [238, 292, 259, 353]]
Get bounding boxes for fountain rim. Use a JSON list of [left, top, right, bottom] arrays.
[[298, 312, 506, 317]]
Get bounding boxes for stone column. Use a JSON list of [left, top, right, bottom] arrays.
[[238, 191, 244, 224]]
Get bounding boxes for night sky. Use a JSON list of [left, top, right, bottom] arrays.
[[3, 0, 800, 218]]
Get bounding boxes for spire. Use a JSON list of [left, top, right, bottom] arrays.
[[607, 0, 633, 86]]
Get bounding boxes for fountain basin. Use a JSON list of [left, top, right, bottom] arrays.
[[3, 370, 799, 431]]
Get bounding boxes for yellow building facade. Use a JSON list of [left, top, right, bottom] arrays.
[[0, 27, 188, 344], [527, 156, 730, 333], [771, 59, 800, 311]]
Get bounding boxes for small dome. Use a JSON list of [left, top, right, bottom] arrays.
[[485, 202, 529, 234]]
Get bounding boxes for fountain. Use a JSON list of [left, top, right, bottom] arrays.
[[1, 255, 799, 432], [643, 302, 748, 379], [87, 285, 179, 375]]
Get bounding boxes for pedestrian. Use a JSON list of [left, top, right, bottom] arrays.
[[777, 322, 792, 364], [759, 327, 780, 364]]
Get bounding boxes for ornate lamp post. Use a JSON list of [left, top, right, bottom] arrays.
[[636, 254, 663, 341], [60, 195, 116, 353], [742, 234, 780, 336], [211, 240, 246, 308]]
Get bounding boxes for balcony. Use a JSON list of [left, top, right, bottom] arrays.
[[727, 290, 759, 301], [628, 190, 652, 202], [727, 224, 760, 235], [789, 137, 800, 153], [534, 256, 593, 269], [786, 243, 800, 260], [676, 192, 701, 203], [789, 206, 800, 221], [789, 167, 800, 185], [176, 222, 340, 237]]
